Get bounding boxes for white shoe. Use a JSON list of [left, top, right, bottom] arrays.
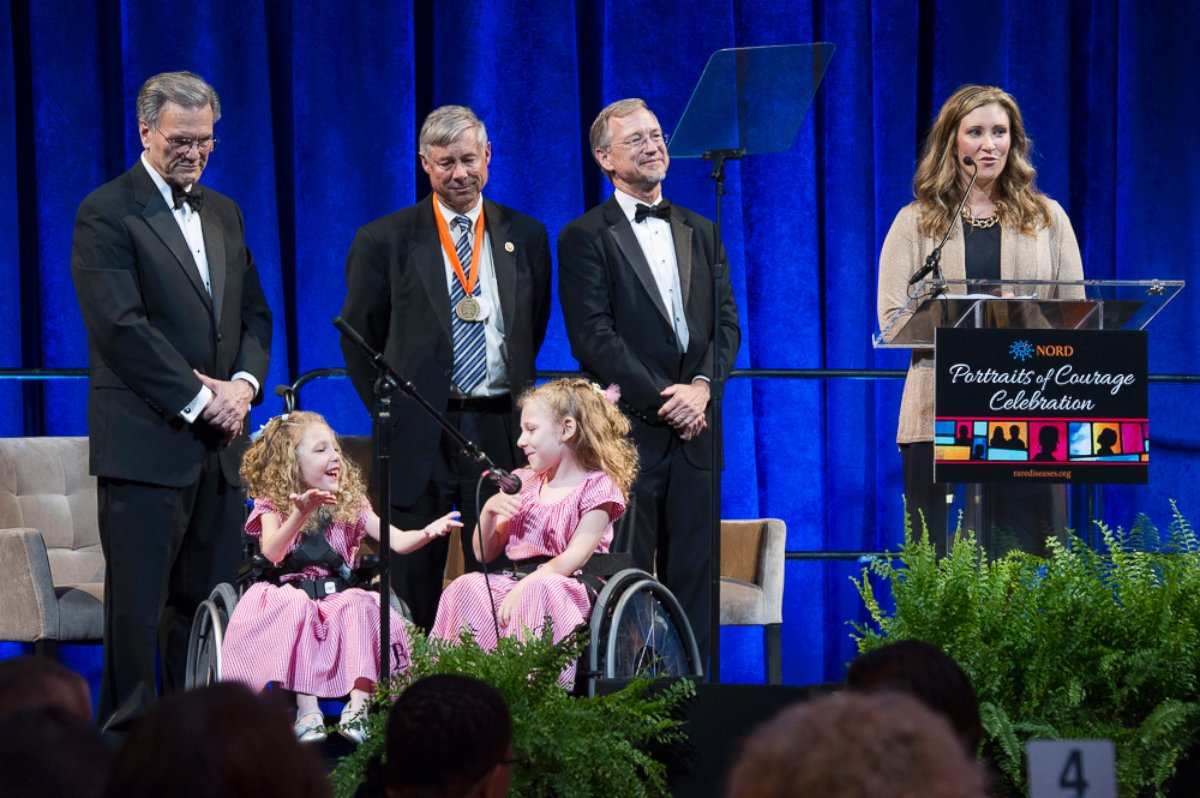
[[338, 704, 367, 745], [294, 711, 327, 743]]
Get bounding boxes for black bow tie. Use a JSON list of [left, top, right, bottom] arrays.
[[634, 199, 671, 223], [171, 185, 204, 212]]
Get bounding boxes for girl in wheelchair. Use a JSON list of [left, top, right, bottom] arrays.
[[220, 411, 461, 743], [431, 378, 637, 684]]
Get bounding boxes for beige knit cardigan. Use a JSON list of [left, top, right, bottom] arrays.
[[877, 200, 1085, 444]]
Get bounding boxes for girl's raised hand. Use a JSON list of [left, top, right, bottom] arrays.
[[289, 488, 336, 515], [423, 510, 463, 539]]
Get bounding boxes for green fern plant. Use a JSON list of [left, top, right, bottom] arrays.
[[852, 502, 1200, 797], [328, 625, 694, 798]]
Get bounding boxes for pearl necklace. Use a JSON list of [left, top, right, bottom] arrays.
[[961, 206, 999, 229]]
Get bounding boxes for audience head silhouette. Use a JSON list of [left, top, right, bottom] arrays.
[[0, 656, 110, 798], [724, 691, 985, 798], [384, 674, 514, 798], [845, 638, 982, 754], [0, 705, 112, 798], [102, 682, 330, 798], [0, 655, 93, 720]]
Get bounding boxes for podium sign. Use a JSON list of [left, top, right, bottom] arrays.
[[934, 328, 1148, 484]]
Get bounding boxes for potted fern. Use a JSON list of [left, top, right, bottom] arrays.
[[852, 503, 1200, 797], [328, 626, 694, 798]]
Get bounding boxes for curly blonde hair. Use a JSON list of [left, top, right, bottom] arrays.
[[239, 411, 368, 529], [912, 84, 1051, 238], [518, 378, 639, 497]]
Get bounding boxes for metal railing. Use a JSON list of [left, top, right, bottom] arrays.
[[8, 365, 1198, 562]]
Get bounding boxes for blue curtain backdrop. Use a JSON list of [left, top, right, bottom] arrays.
[[2, 0, 1197, 686]]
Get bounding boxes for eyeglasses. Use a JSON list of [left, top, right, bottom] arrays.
[[153, 127, 219, 154], [609, 131, 666, 151]]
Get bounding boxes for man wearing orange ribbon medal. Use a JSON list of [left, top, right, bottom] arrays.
[[341, 106, 552, 629]]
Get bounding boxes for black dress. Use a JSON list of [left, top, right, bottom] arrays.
[[964, 219, 1064, 557]]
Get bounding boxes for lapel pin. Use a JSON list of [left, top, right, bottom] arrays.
[[504, 241, 515, 253]]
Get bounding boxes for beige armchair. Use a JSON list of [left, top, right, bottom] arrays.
[[0, 437, 104, 655], [720, 518, 786, 684]]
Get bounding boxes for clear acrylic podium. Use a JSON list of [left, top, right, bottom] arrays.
[[874, 278, 1185, 554], [875, 279, 1184, 348]]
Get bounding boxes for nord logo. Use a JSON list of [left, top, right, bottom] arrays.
[[1036, 344, 1074, 357]]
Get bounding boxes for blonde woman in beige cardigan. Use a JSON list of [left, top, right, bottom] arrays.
[[877, 85, 1083, 555]]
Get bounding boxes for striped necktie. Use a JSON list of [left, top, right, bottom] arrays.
[[450, 215, 487, 395]]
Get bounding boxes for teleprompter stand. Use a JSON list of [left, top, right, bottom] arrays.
[[670, 43, 835, 680]]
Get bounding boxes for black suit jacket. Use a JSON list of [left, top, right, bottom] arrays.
[[70, 159, 273, 487], [558, 195, 740, 468], [340, 195, 552, 506]]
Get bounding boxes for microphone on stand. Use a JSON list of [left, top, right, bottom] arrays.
[[908, 156, 979, 286], [484, 468, 522, 495]]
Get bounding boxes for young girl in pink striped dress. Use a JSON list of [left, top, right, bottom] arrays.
[[431, 378, 638, 680], [220, 411, 460, 744]]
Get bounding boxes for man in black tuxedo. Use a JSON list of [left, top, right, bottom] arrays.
[[70, 71, 272, 725], [340, 106, 551, 630], [558, 98, 740, 665]]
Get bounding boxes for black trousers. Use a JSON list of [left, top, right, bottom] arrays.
[[902, 441, 1066, 557], [974, 482, 1066, 557], [388, 406, 517, 631], [901, 442, 952, 555], [623, 445, 714, 672], [96, 450, 243, 724]]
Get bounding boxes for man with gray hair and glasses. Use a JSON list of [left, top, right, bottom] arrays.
[[71, 71, 272, 729], [340, 105, 551, 631], [558, 98, 740, 668]]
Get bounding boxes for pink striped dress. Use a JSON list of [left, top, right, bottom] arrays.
[[220, 498, 410, 697], [430, 468, 624, 669]]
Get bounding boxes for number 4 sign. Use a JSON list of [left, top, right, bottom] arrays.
[[1028, 740, 1116, 798]]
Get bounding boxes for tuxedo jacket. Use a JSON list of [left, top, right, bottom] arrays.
[[70, 160, 273, 487], [340, 195, 552, 506], [558, 195, 740, 468]]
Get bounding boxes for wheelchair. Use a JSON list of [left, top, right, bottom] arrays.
[[572, 559, 704, 697], [184, 543, 408, 689], [185, 375, 704, 694]]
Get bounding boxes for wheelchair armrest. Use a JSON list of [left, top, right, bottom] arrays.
[[354, 554, 382, 583], [581, 551, 633, 577], [235, 553, 276, 588]]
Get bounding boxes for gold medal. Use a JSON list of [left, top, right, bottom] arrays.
[[433, 203, 487, 310], [455, 295, 481, 321]]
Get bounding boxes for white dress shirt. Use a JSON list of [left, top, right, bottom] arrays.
[[141, 154, 259, 421], [612, 188, 689, 352]]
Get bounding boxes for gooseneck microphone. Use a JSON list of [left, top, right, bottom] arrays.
[[908, 155, 979, 286], [483, 468, 523, 495], [333, 315, 522, 495]]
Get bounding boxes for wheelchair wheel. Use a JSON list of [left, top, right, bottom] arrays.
[[586, 569, 703, 697], [388, 589, 412, 623], [185, 582, 239, 689]]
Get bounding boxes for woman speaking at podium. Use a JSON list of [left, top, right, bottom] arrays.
[[877, 84, 1083, 556]]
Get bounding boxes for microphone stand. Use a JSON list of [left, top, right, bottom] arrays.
[[908, 157, 979, 295], [333, 316, 520, 683], [372, 371, 395, 685]]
